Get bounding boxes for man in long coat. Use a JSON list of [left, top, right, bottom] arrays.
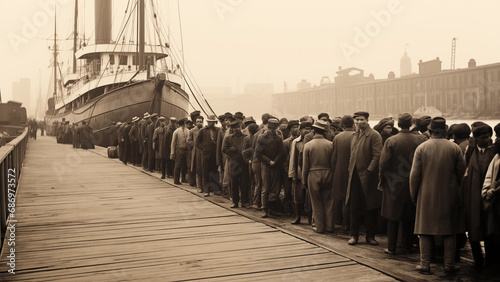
[[140, 113, 150, 169], [128, 117, 140, 166], [256, 118, 283, 218], [196, 115, 221, 196], [171, 118, 190, 185], [482, 149, 500, 267], [331, 115, 355, 230], [188, 115, 204, 191], [378, 113, 425, 255], [302, 120, 334, 233], [153, 116, 168, 178], [346, 111, 382, 246], [122, 120, 132, 165], [289, 122, 312, 224], [79, 121, 93, 150], [145, 113, 158, 172], [461, 125, 496, 267], [282, 120, 300, 214], [164, 117, 177, 178], [410, 117, 466, 274]]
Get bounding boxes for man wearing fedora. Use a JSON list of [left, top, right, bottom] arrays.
[[196, 115, 221, 196], [302, 120, 334, 233], [379, 113, 425, 255], [164, 117, 177, 178], [222, 118, 250, 208], [410, 117, 466, 274], [346, 111, 382, 246]]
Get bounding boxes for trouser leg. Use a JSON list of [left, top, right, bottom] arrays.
[[419, 235, 433, 267], [387, 220, 399, 253], [308, 172, 325, 232], [261, 163, 271, 210], [252, 159, 262, 207], [400, 220, 414, 251], [365, 208, 378, 238], [443, 234, 457, 268], [470, 240, 484, 266], [161, 158, 167, 177]]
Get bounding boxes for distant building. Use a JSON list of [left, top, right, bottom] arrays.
[[273, 59, 500, 118], [418, 57, 442, 75], [400, 51, 412, 76], [244, 83, 274, 96], [297, 79, 311, 91], [12, 78, 30, 112]]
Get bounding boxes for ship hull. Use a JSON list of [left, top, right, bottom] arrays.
[[45, 78, 189, 147]]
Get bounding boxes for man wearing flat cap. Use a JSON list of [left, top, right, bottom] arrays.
[[282, 120, 300, 214], [410, 117, 466, 274], [378, 113, 425, 255], [187, 115, 204, 189], [302, 120, 334, 233], [222, 118, 250, 208], [256, 117, 284, 218], [346, 111, 383, 246]]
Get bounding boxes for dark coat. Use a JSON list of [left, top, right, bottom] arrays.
[[188, 127, 202, 171], [461, 145, 496, 241], [410, 137, 467, 235], [331, 128, 355, 201], [482, 154, 500, 235], [153, 125, 167, 159], [164, 125, 176, 160], [196, 126, 221, 160], [378, 130, 425, 221], [346, 126, 383, 210], [79, 124, 93, 149], [255, 130, 283, 165]]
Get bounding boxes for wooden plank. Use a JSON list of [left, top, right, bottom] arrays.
[[0, 137, 394, 281]]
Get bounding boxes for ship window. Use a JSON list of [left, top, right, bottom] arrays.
[[132, 55, 138, 65], [109, 55, 115, 65], [119, 55, 127, 65]]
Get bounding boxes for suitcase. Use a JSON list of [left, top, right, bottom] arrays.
[[107, 146, 118, 158]]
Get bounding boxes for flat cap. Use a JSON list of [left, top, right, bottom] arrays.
[[287, 120, 299, 130], [234, 112, 244, 119], [398, 113, 413, 125], [353, 111, 369, 119], [244, 116, 256, 125]]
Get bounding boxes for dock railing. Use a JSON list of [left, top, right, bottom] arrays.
[[0, 128, 29, 250]]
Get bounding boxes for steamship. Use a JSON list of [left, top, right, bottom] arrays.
[[45, 0, 192, 147]]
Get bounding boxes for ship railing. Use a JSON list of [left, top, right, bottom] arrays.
[[0, 128, 29, 251]]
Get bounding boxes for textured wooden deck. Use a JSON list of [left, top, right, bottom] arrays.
[[0, 136, 393, 281]]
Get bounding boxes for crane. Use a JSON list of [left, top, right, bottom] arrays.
[[451, 37, 457, 70]]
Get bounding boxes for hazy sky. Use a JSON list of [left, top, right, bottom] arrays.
[[1, 0, 500, 114]]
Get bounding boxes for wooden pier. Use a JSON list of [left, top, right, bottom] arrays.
[[0, 137, 394, 281]]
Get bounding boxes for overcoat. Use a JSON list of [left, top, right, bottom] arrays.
[[196, 126, 221, 160], [331, 128, 354, 201], [188, 127, 201, 172], [410, 137, 467, 235], [378, 130, 425, 221], [461, 145, 496, 241], [153, 125, 167, 159], [482, 154, 500, 235], [346, 126, 383, 210]]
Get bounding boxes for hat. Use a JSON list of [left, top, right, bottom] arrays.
[[428, 117, 448, 132], [261, 113, 272, 124], [300, 122, 312, 130], [234, 112, 244, 119], [224, 112, 233, 120], [150, 113, 158, 119], [206, 114, 218, 122], [178, 118, 187, 125], [229, 118, 240, 128], [244, 116, 256, 125], [116, 122, 123, 126], [378, 118, 394, 130], [268, 118, 280, 125], [341, 115, 354, 127], [190, 110, 201, 121], [280, 118, 288, 124], [158, 116, 167, 121], [398, 113, 413, 126], [353, 111, 369, 119], [170, 117, 177, 122], [313, 120, 329, 132], [318, 113, 329, 120], [218, 115, 225, 122], [143, 112, 150, 118], [131, 116, 139, 123], [452, 123, 471, 139], [287, 120, 299, 130], [112, 121, 116, 125]]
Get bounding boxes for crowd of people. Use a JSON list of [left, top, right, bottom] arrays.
[[56, 110, 500, 276], [51, 118, 94, 149]]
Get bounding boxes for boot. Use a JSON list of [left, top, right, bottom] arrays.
[[291, 204, 301, 225], [261, 208, 268, 218], [307, 209, 312, 225]]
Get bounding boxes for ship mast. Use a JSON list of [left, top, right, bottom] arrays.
[[73, 0, 78, 74], [53, 6, 57, 99], [138, 0, 145, 71]]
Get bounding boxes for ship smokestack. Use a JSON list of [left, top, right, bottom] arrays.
[[94, 0, 112, 44]]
